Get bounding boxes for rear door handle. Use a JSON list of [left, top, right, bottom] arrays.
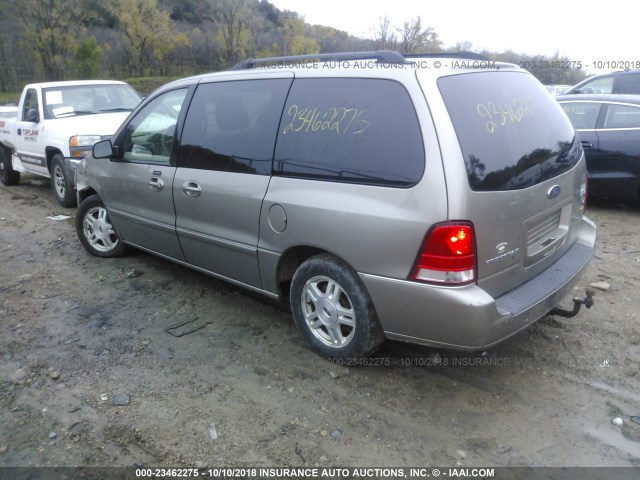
[[149, 177, 164, 191], [182, 181, 201, 197]]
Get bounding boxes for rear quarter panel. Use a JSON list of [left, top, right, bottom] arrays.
[[258, 69, 448, 295]]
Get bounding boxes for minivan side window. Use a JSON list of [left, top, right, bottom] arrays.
[[178, 79, 292, 175], [274, 78, 425, 187], [122, 88, 188, 164]]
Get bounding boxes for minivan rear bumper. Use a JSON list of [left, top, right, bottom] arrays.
[[360, 216, 596, 350]]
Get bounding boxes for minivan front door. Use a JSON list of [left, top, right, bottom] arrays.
[[100, 88, 189, 259]]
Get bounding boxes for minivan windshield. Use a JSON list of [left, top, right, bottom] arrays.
[[42, 84, 141, 119], [439, 71, 579, 191]]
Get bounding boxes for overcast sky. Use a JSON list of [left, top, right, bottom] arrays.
[[269, 0, 633, 74]]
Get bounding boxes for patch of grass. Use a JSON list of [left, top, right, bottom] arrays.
[[0, 91, 20, 105], [122, 77, 181, 97], [0, 77, 178, 105]]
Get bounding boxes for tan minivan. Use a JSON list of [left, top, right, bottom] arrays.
[[75, 51, 596, 359]]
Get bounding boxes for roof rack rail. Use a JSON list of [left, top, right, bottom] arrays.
[[404, 51, 490, 61], [232, 50, 406, 70]]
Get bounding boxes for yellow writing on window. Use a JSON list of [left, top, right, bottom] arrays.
[[282, 105, 370, 135], [476, 95, 535, 133]]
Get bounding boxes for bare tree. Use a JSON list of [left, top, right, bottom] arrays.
[[371, 16, 396, 50], [451, 40, 475, 52], [398, 16, 441, 54]]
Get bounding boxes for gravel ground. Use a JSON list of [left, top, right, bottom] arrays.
[[0, 175, 639, 470]]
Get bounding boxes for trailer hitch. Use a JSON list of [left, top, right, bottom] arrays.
[[550, 288, 595, 318]]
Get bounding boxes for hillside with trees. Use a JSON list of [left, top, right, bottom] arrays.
[[0, 0, 586, 96]]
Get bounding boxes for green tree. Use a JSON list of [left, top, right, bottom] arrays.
[[211, 0, 253, 66], [13, 0, 81, 81], [75, 37, 102, 78], [277, 13, 319, 56], [490, 50, 586, 85], [112, 0, 189, 76]]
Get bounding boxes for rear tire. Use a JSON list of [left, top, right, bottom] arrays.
[[0, 148, 20, 186], [76, 194, 128, 258], [290, 254, 384, 360], [50, 154, 76, 207]]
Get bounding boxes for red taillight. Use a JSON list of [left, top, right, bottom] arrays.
[[412, 222, 476, 285], [580, 173, 588, 212]]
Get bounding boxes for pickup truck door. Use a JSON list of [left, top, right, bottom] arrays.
[[14, 88, 48, 176], [97, 87, 189, 259]]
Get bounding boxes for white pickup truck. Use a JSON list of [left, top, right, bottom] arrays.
[[0, 80, 141, 206]]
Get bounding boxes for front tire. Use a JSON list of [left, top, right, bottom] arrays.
[[50, 154, 76, 207], [290, 254, 384, 360], [76, 194, 128, 258], [0, 148, 20, 186]]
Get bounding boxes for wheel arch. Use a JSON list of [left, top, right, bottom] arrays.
[[45, 147, 64, 172], [0, 143, 13, 158], [275, 245, 355, 301], [78, 186, 98, 205]]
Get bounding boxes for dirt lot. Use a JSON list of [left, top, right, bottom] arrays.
[[1, 175, 639, 469]]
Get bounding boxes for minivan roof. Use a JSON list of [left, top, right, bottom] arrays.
[[231, 50, 491, 70], [153, 50, 520, 97]]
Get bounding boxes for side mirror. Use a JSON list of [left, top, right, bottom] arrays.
[[93, 139, 115, 159], [25, 108, 39, 122]]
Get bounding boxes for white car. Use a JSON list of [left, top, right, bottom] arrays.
[[545, 84, 572, 96]]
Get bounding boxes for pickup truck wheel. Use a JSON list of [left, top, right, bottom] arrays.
[[50, 154, 76, 207], [0, 149, 20, 186], [76, 195, 128, 258], [290, 254, 384, 360]]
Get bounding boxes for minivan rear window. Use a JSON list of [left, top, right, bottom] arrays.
[[274, 78, 424, 187], [439, 72, 579, 191]]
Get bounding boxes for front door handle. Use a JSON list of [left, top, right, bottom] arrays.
[[182, 181, 201, 197], [581, 140, 593, 148], [149, 177, 164, 191]]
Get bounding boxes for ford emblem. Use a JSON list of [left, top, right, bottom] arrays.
[[547, 185, 561, 199]]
